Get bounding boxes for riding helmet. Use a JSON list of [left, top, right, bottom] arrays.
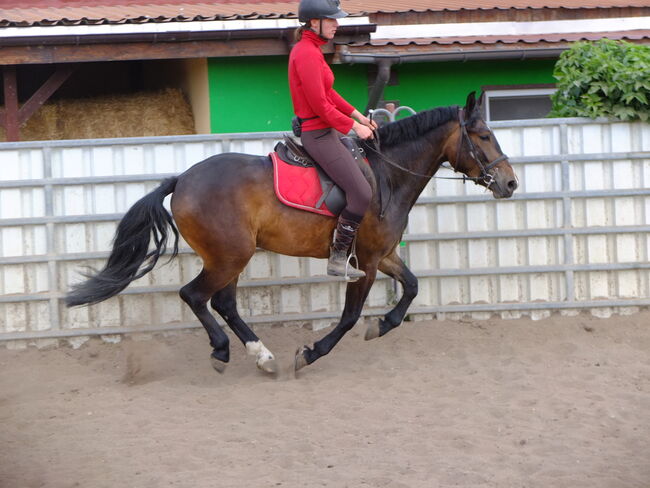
[[298, 0, 348, 22]]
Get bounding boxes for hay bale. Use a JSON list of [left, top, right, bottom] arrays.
[[1, 88, 196, 142]]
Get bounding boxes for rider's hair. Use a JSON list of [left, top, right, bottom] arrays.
[[294, 23, 310, 42]]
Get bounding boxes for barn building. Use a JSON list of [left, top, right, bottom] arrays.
[[1, 0, 649, 141]]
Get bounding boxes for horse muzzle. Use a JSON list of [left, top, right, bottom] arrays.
[[489, 168, 518, 199]]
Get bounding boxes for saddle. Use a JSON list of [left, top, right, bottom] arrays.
[[270, 135, 368, 217]]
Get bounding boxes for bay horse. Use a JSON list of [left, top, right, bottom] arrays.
[[66, 92, 517, 374]]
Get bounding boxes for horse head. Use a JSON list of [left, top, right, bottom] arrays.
[[447, 92, 518, 199]]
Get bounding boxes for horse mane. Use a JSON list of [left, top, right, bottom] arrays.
[[376, 106, 459, 148]]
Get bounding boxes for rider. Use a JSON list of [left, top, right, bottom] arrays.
[[289, 0, 377, 280]]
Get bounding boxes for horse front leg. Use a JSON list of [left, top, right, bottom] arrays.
[[295, 266, 377, 372], [210, 279, 278, 375], [365, 250, 418, 341]]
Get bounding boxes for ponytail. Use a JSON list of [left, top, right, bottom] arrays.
[[294, 23, 310, 42]]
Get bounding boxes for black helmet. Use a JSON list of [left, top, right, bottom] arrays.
[[298, 0, 348, 22]]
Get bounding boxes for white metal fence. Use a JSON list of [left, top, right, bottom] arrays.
[[1, 118, 649, 347]]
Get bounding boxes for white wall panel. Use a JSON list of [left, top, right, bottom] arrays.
[[277, 255, 301, 278], [0, 121, 649, 345]]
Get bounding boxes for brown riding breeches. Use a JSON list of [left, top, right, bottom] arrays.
[[300, 128, 372, 221]]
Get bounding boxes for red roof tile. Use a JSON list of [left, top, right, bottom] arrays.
[[360, 29, 650, 47], [0, 0, 648, 25]]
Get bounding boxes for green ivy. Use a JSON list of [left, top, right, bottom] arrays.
[[550, 39, 650, 122]]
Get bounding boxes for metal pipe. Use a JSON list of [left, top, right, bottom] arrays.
[[3, 221, 650, 268], [0, 309, 381, 342], [4, 296, 650, 343], [2, 258, 650, 305], [0, 115, 629, 150], [364, 58, 393, 114], [340, 47, 566, 65], [3, 150, 650, 189]]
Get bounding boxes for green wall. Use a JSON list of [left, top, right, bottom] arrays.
[[383, 58, 557, 113], [207, 56, 557, 133], [208, 56, 367, 133]]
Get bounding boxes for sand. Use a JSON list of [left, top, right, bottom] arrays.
[[1, 311, 649, 488]]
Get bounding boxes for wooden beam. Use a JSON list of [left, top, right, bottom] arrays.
[[0, 38, 294, 65], [18, 65, 73, 125], [2, 66, 19, 142]]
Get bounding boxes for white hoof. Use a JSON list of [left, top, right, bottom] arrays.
[[257, 357, 278, 374], [246, 341, 277, 375]]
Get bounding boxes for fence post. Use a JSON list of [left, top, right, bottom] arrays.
[[560, 123, 575, 302]]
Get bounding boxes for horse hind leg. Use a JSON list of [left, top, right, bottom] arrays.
[[179, 268, 237, 373], [210, 279, 277, 375]]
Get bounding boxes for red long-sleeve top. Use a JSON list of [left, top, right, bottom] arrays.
[[288, 29, 355, 135]]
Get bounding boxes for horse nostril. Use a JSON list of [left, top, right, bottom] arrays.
[[507, 179, 518, 191]]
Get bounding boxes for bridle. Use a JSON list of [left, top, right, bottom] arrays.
[[363, 107, 509, 220], [365, 107, 508, 189], [454, 107, 508, 190]]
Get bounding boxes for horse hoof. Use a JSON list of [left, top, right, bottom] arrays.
[[294, 347, 309, 372], [365, 320, 381, 341], [210, 356, 228, 374], [257, 358, 278, 375]]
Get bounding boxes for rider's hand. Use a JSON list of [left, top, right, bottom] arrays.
[[353, 121, 374, 140], [359, 116, 378, 130], [350, 109, 378, 132]]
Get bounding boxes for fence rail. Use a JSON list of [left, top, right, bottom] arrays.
[[1, 117, 649, 345]]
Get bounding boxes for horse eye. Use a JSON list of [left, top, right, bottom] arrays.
[[479, 135, 490, 141]]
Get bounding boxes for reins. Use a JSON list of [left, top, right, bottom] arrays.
[[366, 108, 508, 187], [363, 129, 431, 179]]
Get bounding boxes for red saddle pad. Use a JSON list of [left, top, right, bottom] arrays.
[[270, 151, 336, 217]]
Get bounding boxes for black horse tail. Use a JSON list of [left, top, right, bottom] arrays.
[[66, 177, 180, 307]]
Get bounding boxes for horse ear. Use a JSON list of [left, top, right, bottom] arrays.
[[464, 91, 477, 113], [477, 91, 486, 112]]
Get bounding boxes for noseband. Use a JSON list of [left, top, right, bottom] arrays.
[[455, 107, 508, 189]]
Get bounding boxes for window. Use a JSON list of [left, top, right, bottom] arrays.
[[483, 86, 556, 121]]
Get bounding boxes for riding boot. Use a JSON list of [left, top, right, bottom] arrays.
[[327, 216, 366, 281]]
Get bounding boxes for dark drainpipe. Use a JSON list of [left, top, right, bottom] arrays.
[[364, 58, 394, 115]]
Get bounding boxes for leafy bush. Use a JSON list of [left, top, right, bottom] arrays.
[[550, 39, 650, 121]]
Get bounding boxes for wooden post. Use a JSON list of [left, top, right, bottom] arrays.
[[3, 66, 19, 142], [0, 65, 73, 142]]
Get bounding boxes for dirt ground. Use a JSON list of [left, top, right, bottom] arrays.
[[1, 311, 649, 488]]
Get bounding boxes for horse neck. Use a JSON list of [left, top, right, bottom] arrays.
[[375, 121, 455, 211]]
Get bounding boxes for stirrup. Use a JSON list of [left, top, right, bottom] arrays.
[[344, 253, 362, 282], [344, 235, 364, 282]]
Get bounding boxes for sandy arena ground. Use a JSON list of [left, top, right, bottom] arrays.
[[1, 311, 649, 488]]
